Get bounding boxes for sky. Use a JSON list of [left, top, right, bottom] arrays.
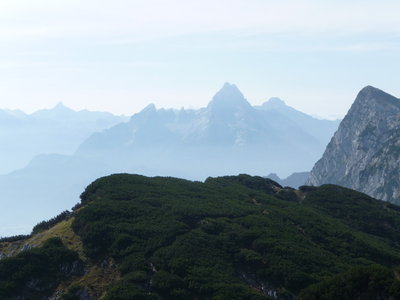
[[0, 0, 399, 119]]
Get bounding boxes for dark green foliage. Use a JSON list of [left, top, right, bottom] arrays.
[[298, 185, 317, 193], [304, 185, 400, 247], [151, 270, 187, 298], [0, 234, 30, 243], [298, 265, 400, 299], [103, 281, 161, 300], [31, 210, 72, 234], [206, 174, 282, 194], [0, 237, 83, 299], [275, 188, 299, 202], [62, 285, 83, 300], [71, 174, 400, 298]]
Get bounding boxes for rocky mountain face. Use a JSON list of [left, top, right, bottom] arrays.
[[307, 86, 400, 204]]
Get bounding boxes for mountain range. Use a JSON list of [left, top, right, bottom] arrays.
[[2, 84, 400, 298], [76, 83, 339, 179], [0, 103, 127, 174], [307, 86, 400, 204], [0, 83, 340, 236]]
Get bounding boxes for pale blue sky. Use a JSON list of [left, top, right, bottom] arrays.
[[0, 0, 399, 118]]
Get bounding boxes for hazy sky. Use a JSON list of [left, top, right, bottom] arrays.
[[0, 0, 399, 119]]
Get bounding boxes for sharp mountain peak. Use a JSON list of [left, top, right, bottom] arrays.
[[207, 82, 251, 110], [52, 102, 72, 111], [141, 103, 157, 113], [307, 85, 400, 203], [354, 85, 400, 108]]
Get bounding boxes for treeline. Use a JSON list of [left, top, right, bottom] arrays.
[[0, 210, 74, 243], [0, 234, 31, 243], [31, 210, 73, 234]]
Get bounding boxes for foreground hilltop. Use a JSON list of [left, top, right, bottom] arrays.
[[308, 86, 400, 204], [1, 174, 400, 299]]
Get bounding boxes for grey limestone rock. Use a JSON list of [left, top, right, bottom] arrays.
[[307, 86, 400, 204]]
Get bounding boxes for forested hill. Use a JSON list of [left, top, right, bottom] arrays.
[[1, 174, 400, 299]]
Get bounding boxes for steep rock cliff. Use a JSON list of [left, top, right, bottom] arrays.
[[307, 86, 400, 203]]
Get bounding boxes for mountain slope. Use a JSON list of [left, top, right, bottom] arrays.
[[307, 86, 400, 204], [1, 174, 400, 299], [256, 97, 340, 146]]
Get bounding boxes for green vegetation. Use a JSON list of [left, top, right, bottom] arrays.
[[298, 265, 400, 299], [68, 174, 400, 299], [31, 210, 72, 234], [2, 174, 400, 299], [0, 234, 30, 243], [0, 237, 83, 299]]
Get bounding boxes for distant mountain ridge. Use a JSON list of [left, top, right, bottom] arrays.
[[0, 104, 127, 174], [267, 172, 310, 189], [256, 97, 339, 146], [0, 83, 340, 235], [77, 83, 339, 179], [307, 86, 400, 204]]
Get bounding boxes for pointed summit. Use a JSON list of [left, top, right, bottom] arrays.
[[130, 103, 158, 122], [32, 102, 76, 119], [207, 83, 251, 111], [222, 82, 239, 90], [140, 103, 157, 113], [307, 86, 400, 203], [354, 85, 400, 108], [261, 97, 287, 110], [50, 102, 75, 114], [53, 102, 69, 109], [55, 101, 65, 107], [356, 86, 388, 101], [217, 82, 244, 99], [358, 85, 383, 95]]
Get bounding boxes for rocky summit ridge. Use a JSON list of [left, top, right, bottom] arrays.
[[307, 85, 400, 204]]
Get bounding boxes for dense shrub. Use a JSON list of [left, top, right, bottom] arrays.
[[0, 237, 82, 299], [69, 174, 400, 298], [298, 265, 400, 299], [0, 234, 30, 243]]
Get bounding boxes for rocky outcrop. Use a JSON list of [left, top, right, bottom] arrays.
[[307, 86, 400, 204]]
